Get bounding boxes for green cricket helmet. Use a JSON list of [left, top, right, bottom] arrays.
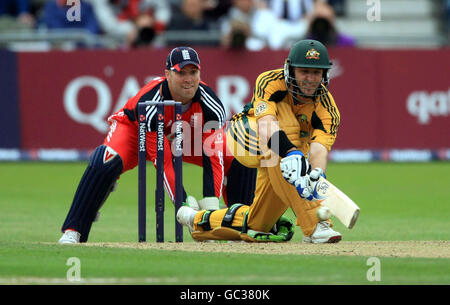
[[284, 39, 332, 101]]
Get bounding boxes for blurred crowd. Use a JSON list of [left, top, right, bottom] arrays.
[[446, 0, 450, 40], [1, 0, 353, 50]]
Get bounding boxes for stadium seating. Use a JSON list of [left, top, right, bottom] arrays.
[[336, 0, 446, 48]]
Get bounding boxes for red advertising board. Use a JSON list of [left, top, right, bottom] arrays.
[[17, 48, 449, 150], [375, 50, 450, 149]]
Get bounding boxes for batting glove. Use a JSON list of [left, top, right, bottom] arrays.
[[294, 176, 314, 201], [280, 150, 313, 200], [308, 168, 327, 201], [280, 150, 310, 184]]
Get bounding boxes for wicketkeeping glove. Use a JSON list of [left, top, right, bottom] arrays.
[[184, 195, 199, 210]]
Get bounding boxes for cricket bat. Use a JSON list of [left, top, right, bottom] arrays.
[[314, 176, 360, 229]]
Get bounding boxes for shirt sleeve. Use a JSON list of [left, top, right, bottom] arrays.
[[201, 129, 225, 198], [311, 92, 340, 151], [250, 70, 285, 120], [199, 84, 226, 130]]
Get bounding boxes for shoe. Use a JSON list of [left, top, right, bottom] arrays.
[[176, 206, 197, 231], [302, 221, 342, 243], [58, 229, 81, 244]]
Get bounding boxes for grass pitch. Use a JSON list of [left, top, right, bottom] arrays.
[[0, 161, 449, 285]]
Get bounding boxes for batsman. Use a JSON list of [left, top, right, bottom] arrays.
[[177, 39, 342, 243]]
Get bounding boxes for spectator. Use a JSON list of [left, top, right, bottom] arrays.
[[220, 0, 269, 50], [326, 0, 346, 16], [88, 0, 170, 48], [204, 0, 232, 20], [41, 0, 100, 34], [269, 0, 314, 22], [446, 0, 450, 43], [87, 0, 136, 46], [220, 0, 253, 49], [263, 0, 315, 49], [166, 0, 217, 45], [0, 0, 35, 30], [117, 0, 171, 47], [168, 0, 213, 31], [305, 1, 355, 47]]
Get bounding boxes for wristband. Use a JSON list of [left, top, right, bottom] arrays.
[[267, 130, 296, 158]]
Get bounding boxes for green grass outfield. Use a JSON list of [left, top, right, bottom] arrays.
[[0, 162, 449, 285]]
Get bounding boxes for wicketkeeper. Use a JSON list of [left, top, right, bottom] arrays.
[[177, 40, 342, 243], [59, 46, 256, 243]]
